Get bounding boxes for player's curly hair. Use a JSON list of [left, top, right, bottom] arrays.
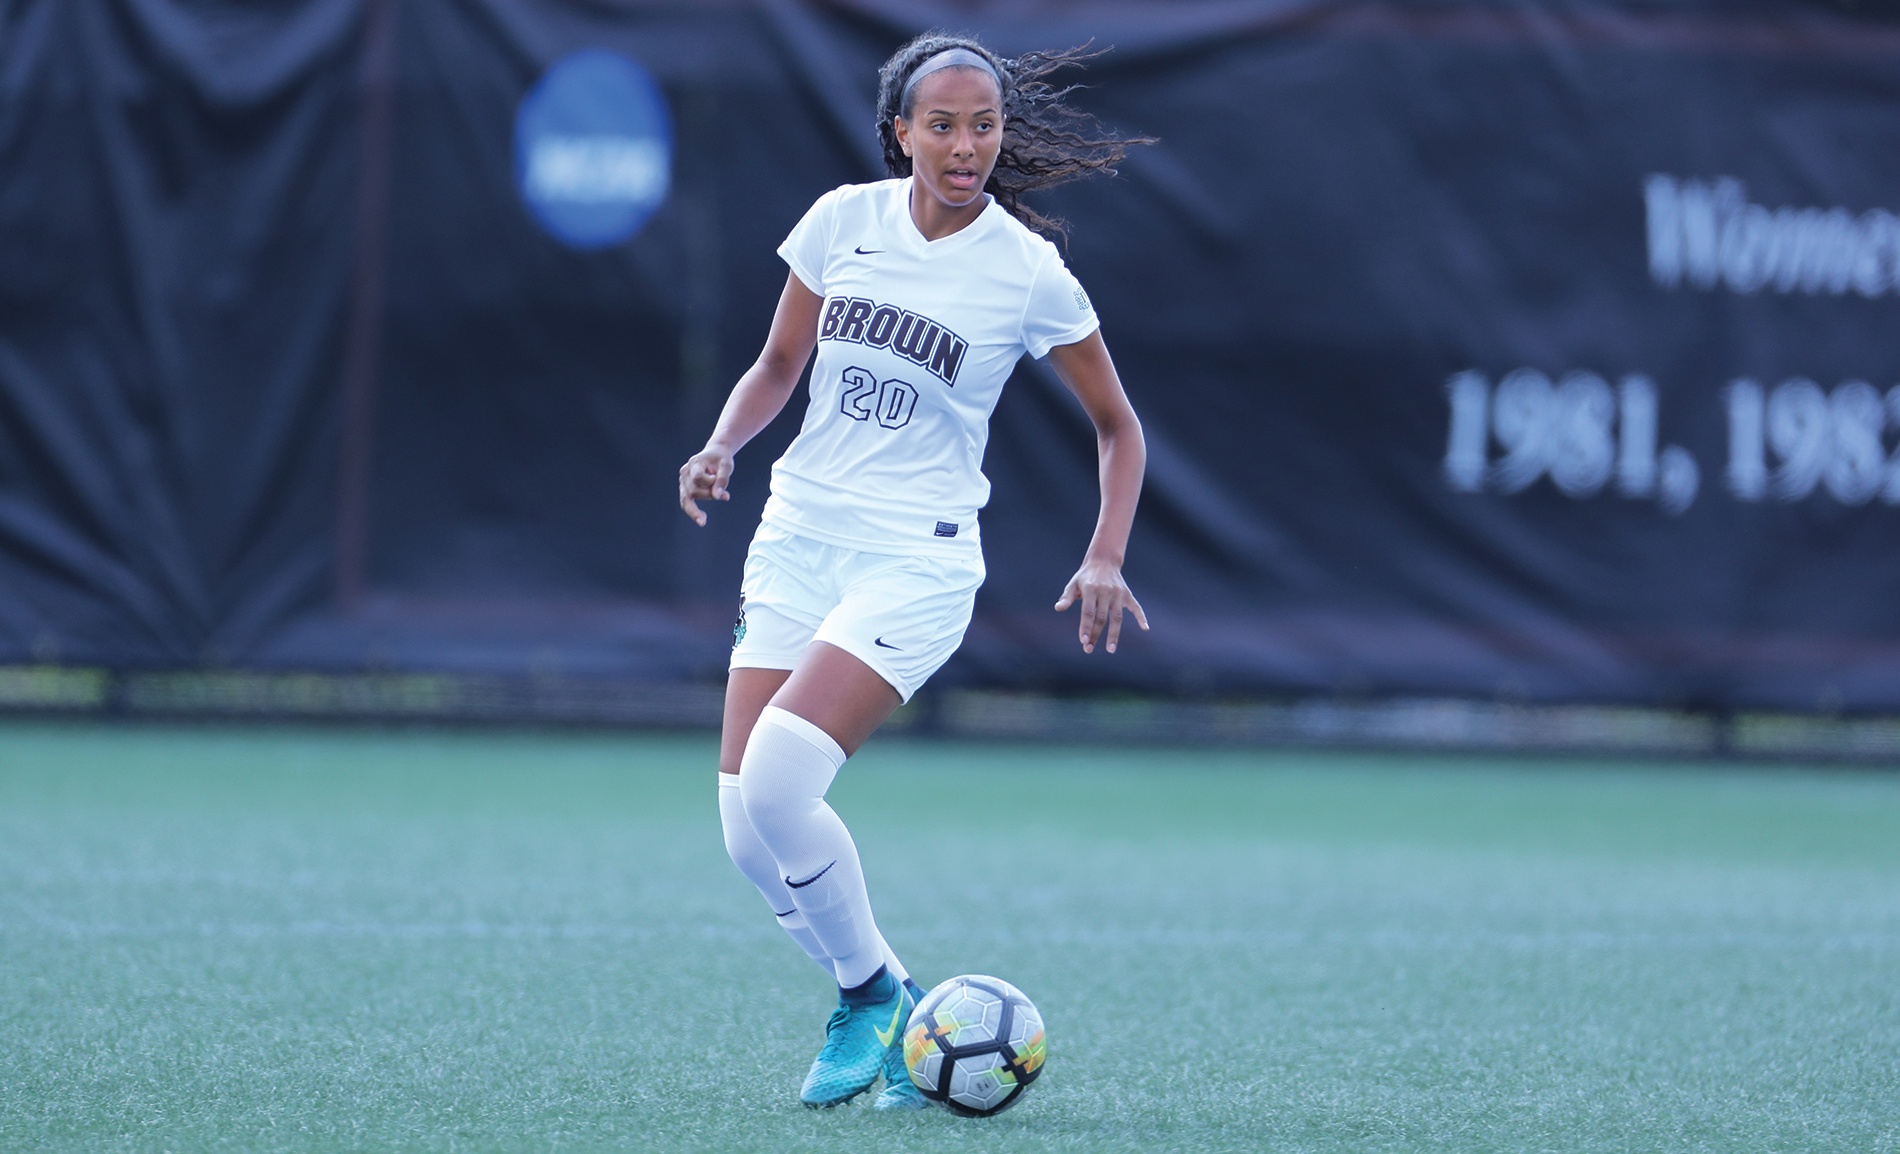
[[875, 33, 1152, 239]]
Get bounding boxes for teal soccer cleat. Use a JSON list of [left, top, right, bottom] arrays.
[[871, 1019, 931, 1112], [871, 978, 929, 1110], [799, 974, 912, 1108]]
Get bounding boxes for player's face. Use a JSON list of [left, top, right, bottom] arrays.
[[895, 68, 1004, 212]]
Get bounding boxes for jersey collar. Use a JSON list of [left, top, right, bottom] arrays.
[[894, 176, 997, 255]]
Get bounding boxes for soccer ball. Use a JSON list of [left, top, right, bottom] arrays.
[[902, 974, 1046, 1116]]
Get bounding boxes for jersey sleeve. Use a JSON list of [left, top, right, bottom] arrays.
[[776, 188, 841, 296], [1020, 247, 1102, 359]]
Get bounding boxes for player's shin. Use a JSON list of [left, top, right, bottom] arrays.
[[737, 707, 885, 989], [718, 774, 831, 971]]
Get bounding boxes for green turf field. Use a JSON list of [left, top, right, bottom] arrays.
[[1, 722, 1895, 1153]]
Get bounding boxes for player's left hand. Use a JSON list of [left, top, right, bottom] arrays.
[[1055, 558, 1149, 654]]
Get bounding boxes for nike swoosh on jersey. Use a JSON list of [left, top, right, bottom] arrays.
[[873, 1000, 904, 1047], [854, 245, 883, 255], [873, 637, 902, 650]]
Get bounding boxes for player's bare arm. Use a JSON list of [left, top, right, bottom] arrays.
[[1046, 331, 1149, 655], [678, 272, 824, 525]]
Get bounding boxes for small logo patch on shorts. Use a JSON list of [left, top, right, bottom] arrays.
[[934, 521, 958, 538], [732, 600, 747, 648]]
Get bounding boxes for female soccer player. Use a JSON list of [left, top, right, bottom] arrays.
[[678, 33, 1148, 1110]]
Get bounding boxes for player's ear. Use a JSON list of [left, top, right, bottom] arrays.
[[893, 115, 912, 157]]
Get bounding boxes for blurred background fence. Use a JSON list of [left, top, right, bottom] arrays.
[[4, 0, 1899, 752]]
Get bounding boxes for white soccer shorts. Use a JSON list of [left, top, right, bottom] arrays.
[[729, 521, 985, 702]]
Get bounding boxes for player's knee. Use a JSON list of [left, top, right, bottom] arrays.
[[717, 776, 776, 876], [738, 706, 844, 829], [736, 757, 805, 831], [720, 812, 771, 876]]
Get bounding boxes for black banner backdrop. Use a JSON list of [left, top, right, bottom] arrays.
[[3, 0, 1899, 712]]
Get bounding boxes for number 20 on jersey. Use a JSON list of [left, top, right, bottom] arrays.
[[839, 365, 918, 430]]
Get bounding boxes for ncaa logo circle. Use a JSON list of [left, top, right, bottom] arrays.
[[515, 51, 672, 249]]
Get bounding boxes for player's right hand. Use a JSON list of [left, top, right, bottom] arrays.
[[679, 446, 733, 526]]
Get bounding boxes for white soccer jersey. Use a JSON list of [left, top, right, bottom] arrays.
[[765, 177, 1100, 557]]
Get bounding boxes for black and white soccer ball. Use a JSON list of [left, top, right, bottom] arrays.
[[902, 974, 1046, 1116]]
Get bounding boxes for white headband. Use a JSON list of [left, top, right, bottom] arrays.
[[900, 48, 1003, 113]]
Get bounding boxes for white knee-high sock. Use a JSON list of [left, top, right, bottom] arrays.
[[878, 934, 912, 988], [739, 706, 890, 990], [718, 774, 832, 973]]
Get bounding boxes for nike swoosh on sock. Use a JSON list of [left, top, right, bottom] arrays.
[[786, 861, 836, 890]]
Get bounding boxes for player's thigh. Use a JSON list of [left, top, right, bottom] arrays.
[[724, 525, 835, 775], [725, 601, 822, 775], [812, 550, 985, 706], [719, 667, 792, 776], [770, 643, 902, 757]]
